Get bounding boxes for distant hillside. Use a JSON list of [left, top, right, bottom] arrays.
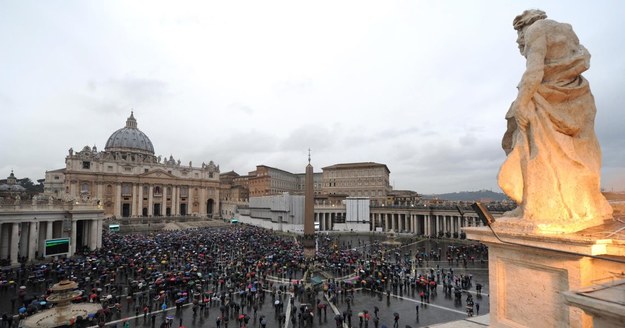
[[423, 190, 508, 202]]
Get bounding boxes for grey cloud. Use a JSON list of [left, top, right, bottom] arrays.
[[85, 77, 169, 109], [227, 102, 254, 114], [275, 78, 313, 94]]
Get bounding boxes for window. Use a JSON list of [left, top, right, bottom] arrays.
[[181, 186, 188, 197], [81, 183, 89, 193], [122, 183, 132, 196], [82, 161, 91, 169], [144, 169, 148, 173], [209, 172, 214, 178], [107, 166, 113, 172], [154, 186, 162, 195], [124, 167, 131, 172], [54, 176, 60, 180]]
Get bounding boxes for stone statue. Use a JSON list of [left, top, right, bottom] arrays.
[[68, 148, 73, 156], [48, 195, 54, 205], [498, 9, 612, 233]]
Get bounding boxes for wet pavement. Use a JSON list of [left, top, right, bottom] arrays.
[[91, 262, 489, 328]]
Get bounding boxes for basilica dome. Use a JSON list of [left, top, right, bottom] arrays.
[[105, 112, 155, 155]]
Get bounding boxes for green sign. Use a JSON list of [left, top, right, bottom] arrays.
[[44, 238, 70, 257]]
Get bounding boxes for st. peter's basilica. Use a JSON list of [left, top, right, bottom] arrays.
[[44, 112, 221, 218]]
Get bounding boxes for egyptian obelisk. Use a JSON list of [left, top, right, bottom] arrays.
[[303, 149, 315, 258]]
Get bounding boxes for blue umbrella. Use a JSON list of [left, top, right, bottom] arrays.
[[19, 307, 26, 314]]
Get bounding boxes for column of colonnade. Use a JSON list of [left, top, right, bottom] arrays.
[[201, 188, 207, 215], [172, 186, 178, 215], [148, 185, 154, 216], [131, 184, 137, 216], [188, 187, 194, 215], [89, 219, 98, 249], [163, 185, 168, 215], [137, 184, 144, 216], [315, 212, 322, 231], [70, 220, 77, 255], [115, 184, 122, 217], [28, 221, 37, 261]]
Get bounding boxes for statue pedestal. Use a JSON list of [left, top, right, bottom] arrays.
[[465, 223, 622, 328]]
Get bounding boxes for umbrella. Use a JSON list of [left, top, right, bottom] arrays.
[[19, 307, 26, 314]]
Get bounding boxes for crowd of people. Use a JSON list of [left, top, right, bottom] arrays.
[[0, 225, 488, 328]]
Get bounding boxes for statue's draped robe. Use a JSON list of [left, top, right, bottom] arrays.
[[498, 21, 612, 224]]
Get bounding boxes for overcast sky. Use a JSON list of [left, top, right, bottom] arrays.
[[1, 1, 624, 194]]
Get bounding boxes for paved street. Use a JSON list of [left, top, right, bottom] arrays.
[[93, 271, 489, 328]]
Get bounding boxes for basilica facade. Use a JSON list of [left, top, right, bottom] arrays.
[[44, 112, 220, 218]]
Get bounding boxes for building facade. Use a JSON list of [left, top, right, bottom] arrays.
[[248, 165, 300, 197], [44, 112, 221, 218], [321, 162, 391, 201]]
